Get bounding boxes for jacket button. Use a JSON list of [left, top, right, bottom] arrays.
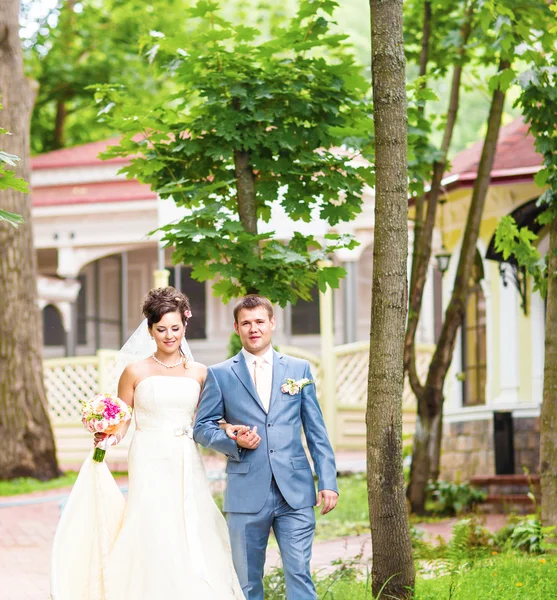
[[270, 449, 274, 454], [267, 423, 272, 428]]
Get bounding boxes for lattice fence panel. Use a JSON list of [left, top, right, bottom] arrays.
[[334, 343, 435, 409], [45, 359, 100, 424], [335, 346, 369, 406]]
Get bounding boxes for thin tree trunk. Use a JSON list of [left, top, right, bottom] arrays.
[[407, 59, 509, 513], [53, 99, 66, 149], [410, 1, 432, 297], [234, 149, 257, 234], [367, 0, 415, 596], [0, 0, 60, 479], [51, 0, 76, 151], [405, 1, 475, 391], [233, 148, 259, 293], [541, 215, 557, 527]]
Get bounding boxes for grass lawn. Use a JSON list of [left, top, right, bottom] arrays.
[[0, 472, 80, 496], [315, 473, 371, 540], [0, 471, 128, 496], [416, 552, 557, 600], [265, 552, 557, 599]]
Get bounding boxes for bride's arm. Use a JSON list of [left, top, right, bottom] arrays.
[[94, 366, 134, 447]]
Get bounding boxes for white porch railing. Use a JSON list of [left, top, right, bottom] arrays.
[[45, 344, 434, 465]]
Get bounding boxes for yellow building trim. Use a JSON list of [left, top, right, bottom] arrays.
[[488, 261, 501, 403]]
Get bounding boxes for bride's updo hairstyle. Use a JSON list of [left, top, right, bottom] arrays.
[[142, 287, 191, 328]]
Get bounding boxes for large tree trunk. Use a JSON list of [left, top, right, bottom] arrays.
[[0, 0, 60, 479], [407, 60, 509, 513], [367, 0, 415, 597], [541, 215, 557, 527]]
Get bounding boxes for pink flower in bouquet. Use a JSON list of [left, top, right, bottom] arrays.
[[103, 398, 122, 420], [81, 393, 132, 462], [94, 419, 108, 433]]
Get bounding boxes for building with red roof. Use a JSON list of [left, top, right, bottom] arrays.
[[434, 118, 547, 491]]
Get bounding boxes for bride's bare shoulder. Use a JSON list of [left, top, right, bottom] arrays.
[[187, 361, 207, 374], [121, 359, 150, 381]]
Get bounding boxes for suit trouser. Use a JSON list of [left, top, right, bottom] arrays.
[[226, 478, 316, 600]]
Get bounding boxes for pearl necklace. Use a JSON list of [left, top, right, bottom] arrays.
[[151, 354, 184, 369]]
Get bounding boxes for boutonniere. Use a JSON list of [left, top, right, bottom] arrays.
[[281, 378, 314, 395]]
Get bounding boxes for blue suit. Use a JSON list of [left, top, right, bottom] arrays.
[[194, 350, 337, 599]]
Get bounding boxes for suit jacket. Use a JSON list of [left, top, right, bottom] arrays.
[[193, 349, 338, 513]]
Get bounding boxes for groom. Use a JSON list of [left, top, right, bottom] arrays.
[[194, 294, 338, 600]]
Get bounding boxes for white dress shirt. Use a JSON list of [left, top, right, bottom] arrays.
[[241, 346, 273, 412]]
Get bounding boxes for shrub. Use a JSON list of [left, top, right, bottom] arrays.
[[426, 479, 486, 515]]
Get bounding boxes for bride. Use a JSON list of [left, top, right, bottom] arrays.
[[50, 287, 246, 599]]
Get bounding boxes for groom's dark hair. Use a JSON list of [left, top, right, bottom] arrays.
[[233, 295, 274, 323]]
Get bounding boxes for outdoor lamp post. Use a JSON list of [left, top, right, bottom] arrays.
[[435, 248, 451, 275], [435, 198, 451, 276]]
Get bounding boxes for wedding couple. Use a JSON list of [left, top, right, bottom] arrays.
[[51, 287, 338, 600]]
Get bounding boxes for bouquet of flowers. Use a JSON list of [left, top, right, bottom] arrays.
[[81, 394, 133, 462]]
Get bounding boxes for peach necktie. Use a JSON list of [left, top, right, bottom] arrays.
[[253, 357, 271, 412]]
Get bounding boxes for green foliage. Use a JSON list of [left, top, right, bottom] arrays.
[[447, 516, 494, 563], [404, 0, 554, 171], [426, 480, 486, 516], [94, 0, 373, 307], [495, 216, 547, 297], [494, 49, 557, 295], [23, 0, 197, 153], [496, 515, 557, 555], [0, 107, 28, 227], [416, 551, 557, 599], [264, 546, 557, 599], [227, 332, 243, 358], [314, 473, 370, 540], [0, 209, 25, 227], [264, 553, 371, 600]]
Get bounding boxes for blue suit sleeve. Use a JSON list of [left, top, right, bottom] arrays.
[[193, 367, 243, 461], [300, 362, 338, 494]]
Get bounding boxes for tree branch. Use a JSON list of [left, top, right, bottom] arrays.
[[405, 1, 475, 379]]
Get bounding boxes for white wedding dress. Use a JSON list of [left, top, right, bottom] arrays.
[[51, 375, 244, 600]]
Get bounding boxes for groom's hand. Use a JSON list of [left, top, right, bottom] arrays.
[[224, 424, 250, 440], [236, 426, 261, 450], [316, 490, 339, 515]]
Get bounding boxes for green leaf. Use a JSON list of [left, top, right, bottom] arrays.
[[0, 209, 24, 227], [534, 168, 550, 188]]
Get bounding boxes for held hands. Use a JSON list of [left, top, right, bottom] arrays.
[[224, 424, 261, 450], [316, 490, 339, 515]]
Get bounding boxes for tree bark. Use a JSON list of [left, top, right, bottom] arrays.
[[233, 147, 259, 294], [0, 0, 60, 479], [53, 99, 67, 150], [407, 59, 509, 513], [541, 215, 557, 527], [367, 0, 415, 597], [233, 149, 257, 235]]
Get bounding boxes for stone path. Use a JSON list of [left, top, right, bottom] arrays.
[[0, 452, 506, 600]]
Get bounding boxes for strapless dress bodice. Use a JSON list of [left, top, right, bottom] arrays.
[[133, 375, 200, 434]]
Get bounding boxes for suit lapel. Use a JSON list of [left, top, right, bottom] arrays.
[[231, 352, 266, 412], [269, 351, 287, 411]]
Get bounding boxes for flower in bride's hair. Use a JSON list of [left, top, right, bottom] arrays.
[[185, 310, 192, 319]]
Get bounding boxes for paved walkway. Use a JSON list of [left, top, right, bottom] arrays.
[[0, 452, 505, 600]]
